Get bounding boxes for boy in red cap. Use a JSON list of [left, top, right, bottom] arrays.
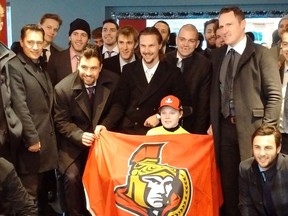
[[147, 95, 189, 135]]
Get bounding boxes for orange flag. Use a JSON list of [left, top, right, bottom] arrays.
[[83, 131, 223, 216]]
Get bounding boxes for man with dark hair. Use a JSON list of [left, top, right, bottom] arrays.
[[153, 20, 175, 53], [200, 18, 218, 58], [105, 27, 191, 135], [0, 4, 38, 215], [9, 24, 58, 215], [239, 125, 288, 216], [209, 6, 281, 216], [103, 25, 138, 74], [101, 18, 119, 58], [92, 26, 103, 47], [47, 18, 90, 85], [54, 44, 119, 215]]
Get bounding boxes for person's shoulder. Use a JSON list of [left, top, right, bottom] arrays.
[[240, 157, 254, 169], [54, 71, 77, 90], [100, 68, 120, 82]]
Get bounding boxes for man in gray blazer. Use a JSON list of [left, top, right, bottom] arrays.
[[209, 6, 282, 216], [9, 24, 58, 214], [54, 44, 119, 215]]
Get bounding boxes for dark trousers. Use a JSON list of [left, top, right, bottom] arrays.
[[62, 150, 91, 216], [219, 116, 241, 216], [281, 133, 288, 154]]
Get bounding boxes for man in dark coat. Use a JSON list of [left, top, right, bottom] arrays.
[[209, 6, 281, 216], [239, 125, 288, 216], [0, 157, 37, 215], [111, 27, 191, 135], [9, 24, 58, 214], [54, 44, 119, 215], [47, 18, 90, 86], [166, 24, 211, 134], [103, 25, 138, 75]]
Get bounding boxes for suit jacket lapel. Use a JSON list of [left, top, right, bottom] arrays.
[[72, 74, 91, 120], [138, 61, 170, 105], [18, 53, 53, 103], [92, 84, 110, 128]]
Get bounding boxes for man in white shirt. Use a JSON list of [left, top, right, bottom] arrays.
[[101, 19, 119, 59]]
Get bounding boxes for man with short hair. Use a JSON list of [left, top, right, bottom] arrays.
[[101, 18, 119, 59], [39, 13, 63, 61], [9, 24, 58, 215], [103, 25, 138, 74], [153, 20, 175, 53], [91, 26, 103, 47], [47, 18, 90, 86], [54, 44, 119, 215], [239, 125, 288, 216], [209, 6, 281, 215], [0, 5, 36, 214], [201, 18, 218, 58], [166, 24, 211, 134], [11, 13, 62, 61], [110, 27, 191, 135]]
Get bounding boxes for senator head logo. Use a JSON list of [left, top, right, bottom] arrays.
[[115, 142, 192, 216]]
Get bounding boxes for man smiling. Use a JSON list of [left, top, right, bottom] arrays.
[[54, 44, 119, 215], [239, 125, 288, 216]]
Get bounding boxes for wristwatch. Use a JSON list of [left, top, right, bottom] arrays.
[[156, 114, 161, 120]]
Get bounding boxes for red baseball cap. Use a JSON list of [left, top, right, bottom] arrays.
[[159, 95, 182, 110]]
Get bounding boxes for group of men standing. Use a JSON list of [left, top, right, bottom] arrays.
[[1, 3, 288, 216]]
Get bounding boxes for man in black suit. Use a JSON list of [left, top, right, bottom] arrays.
[[103, 25, 138, 74], [153, 20, 175, 53], [209, 6, 281, 216], [108, 27, 191, 135], [47, 18, 90, 86], [54, 44, 119, 215], [166, 24, 211, 134], [101, 19, 119, 59], [9, 24, 58, 215]]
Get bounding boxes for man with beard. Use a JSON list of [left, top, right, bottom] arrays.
[[201, 18, 218, 58], [107, 27, 190, 135], [239, 125, 288, 216], [47, 18, 90, 86], [54, 44, 119, 215]]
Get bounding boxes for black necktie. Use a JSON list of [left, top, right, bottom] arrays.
[[86, 86, 95, 100], [42, 48, 48, 62], [222, 49, 235, 118]]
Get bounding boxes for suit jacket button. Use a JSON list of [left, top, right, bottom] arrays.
[[136, 107, 139, 110], [134, 122, 138, 125]]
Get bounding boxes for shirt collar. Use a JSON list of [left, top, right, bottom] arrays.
[[119, 54, 136, 70], [227, 35, 247, 55], [142, 59, 159, 75], [70, 47, 81, 60], [102, 45, 119, 54]]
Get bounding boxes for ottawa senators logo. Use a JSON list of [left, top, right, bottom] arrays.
[[114, 142, 192, 216]]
